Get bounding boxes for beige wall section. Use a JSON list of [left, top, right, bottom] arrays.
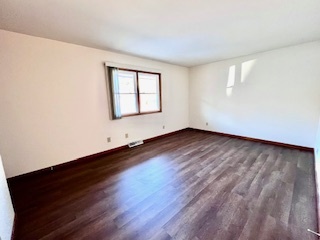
[[315, 116, 320, 229], [0, 30, 189, 178], [0, 155, 14, 240], [189, 42, 320, 148], [316, 117, 320, 156]]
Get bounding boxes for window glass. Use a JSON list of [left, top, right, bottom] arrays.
[[118, 71, 136, 93], [138, 73, 159, 93], [119, 94, 138, 115], [140, 94, 160, 112]]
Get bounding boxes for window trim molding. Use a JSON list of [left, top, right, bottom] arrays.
[[104, 62, 161, 74]]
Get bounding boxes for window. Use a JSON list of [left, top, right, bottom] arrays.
[[108, 67, 161, 119]]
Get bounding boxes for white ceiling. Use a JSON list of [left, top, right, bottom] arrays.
[[1, 0, 320, 67]]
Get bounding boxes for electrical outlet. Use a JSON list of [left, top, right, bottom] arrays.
[[107, 137, 111, 142], [206, 122, 208, 126], [125, 133, 129, 138], [163, 125, 165, 129]]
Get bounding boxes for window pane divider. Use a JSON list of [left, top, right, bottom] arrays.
[[136, 71, 141, 114]]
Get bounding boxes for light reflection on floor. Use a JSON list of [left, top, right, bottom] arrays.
[[114, 154, 180, 230]]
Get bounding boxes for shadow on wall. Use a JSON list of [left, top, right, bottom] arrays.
[[226, 59, 257, 97]]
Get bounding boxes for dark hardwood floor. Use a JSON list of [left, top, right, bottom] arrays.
[[9, 129, 318, 240]]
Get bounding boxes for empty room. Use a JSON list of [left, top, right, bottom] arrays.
[[1, 0, 320, 239]]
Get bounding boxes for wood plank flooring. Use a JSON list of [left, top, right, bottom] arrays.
[[9, 129, 318, 240]]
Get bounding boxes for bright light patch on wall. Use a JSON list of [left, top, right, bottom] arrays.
[[226, 65, 236, 97], [226, 88, 233, 96], [241, 60, 256, 83], [227, 65, 236, 87]]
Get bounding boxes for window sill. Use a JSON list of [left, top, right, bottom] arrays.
[[121, 110, 162, 118]]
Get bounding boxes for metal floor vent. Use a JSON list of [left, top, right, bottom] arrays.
[[128, 140, 144, 148]]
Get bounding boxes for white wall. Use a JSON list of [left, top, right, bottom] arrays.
[[189, 42, 320, 148], [0, 155, 14, 240], [316, 117, 320, 159], [314, 116, 320, 229], [0, 30, 189, 178], [315, 116, 320, 177]]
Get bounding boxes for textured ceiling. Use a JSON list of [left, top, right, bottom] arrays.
[[1, 0, 320, 66]]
